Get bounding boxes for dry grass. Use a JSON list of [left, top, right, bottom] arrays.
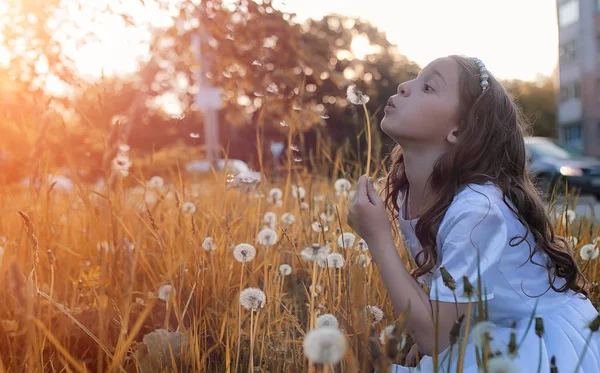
[[0, 154, 598, 373]]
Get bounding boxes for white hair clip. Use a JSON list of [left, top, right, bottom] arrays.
[[471, 57, 489, 91]]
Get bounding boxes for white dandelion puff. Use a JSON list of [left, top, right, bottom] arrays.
[[363, 305, 384, 323], [281, 212, 296, 225], [580, 244, 599, 260], [485, 356, 518, 373], [291, 185, 306, 199], [264, 212, 278, 225], [268, 188, 283, 204], [470, 321, 496, 348], [301, 243, 331, 261], [346, 84, 370, 105], [311, 221, 329, 232], [257, 227, 278, 247], [556, 209, 576, 224], [317, 313, 339, 328], [379, 324, 396, 345], [189, 132, 200, 138], [147, 176, 164, 188], [319, 212, 335, 222], [183, 202, 197, 215], [158, 284, 173, 301], [355, 238, 368, 252], [239, 287, 266, 311], [303, 327, 347, 364], [112, 153, 132, 177], [301, 202, 310, 210], [202, 237, 217, 252], [233, 243, 256, 262], [310, 284, 322, 297], [356, 254, 371, 267], [279, 264, 292, 276], [326, 253, 345, 268], [334, 178, 352, 194], [337, 232, 356, 249]]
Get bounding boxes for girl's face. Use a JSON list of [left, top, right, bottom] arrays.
[[381, 57, 462, 146]]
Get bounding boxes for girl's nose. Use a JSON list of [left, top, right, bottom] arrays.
[[397, 82, 410, 97]]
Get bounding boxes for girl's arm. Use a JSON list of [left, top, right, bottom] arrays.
[[367, 233, 469, 356]]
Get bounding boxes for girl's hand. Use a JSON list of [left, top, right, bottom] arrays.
[[346, 175, 391, 245]]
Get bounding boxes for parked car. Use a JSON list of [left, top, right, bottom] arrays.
[[524, 137, 600, 200]]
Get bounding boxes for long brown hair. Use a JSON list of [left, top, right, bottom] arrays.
[[383, 55, 587, 296]]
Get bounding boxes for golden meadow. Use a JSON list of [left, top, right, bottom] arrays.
[[0, 141, 598, 373]]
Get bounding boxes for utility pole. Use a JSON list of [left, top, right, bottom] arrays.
[[191, 10, 222, 170]]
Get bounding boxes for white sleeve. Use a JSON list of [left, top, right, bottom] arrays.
[[429, 192, 508, 303]]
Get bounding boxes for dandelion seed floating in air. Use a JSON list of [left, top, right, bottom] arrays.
[[303, 327, 347, 364], [239, 287, 266, 311], [189, 132, 200, 139], [233, 243, 256, 263]]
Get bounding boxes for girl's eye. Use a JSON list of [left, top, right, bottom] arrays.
[[423, 84, 434, 93]]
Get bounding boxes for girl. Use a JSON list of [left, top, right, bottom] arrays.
[[347, 55, 600, 372]]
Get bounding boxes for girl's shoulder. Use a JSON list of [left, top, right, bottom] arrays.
[[442, 182, 508, 227]]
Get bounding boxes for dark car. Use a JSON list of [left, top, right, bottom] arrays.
[[524, 137, 600, 200]]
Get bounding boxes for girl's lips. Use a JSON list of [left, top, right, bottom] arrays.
[[387, 97, 396, 108]]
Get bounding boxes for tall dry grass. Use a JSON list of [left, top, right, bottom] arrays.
[[0, 144, 598, 373]]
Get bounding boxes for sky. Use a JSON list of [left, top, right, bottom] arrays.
[[0, 0, 559, 82]]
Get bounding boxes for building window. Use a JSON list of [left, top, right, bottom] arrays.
[[559, 40, 577, 64], [558, 0, 579, 28], [562, 123, 583, 150], [560, 81, 581, 102]]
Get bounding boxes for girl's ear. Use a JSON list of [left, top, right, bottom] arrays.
[[447, 126, 459, 144]]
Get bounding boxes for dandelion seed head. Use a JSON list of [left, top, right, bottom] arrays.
[[281, 212, 296, 225], [346, 84, 370, 105], [202, 237, 217, 252], [239, 287, 266, 311], [363, 305, 384, 323], [233, 243, 256, 262], [183, 202, 197, 215], [356, 254, 371, 267], [312, 221, 329, 232], [112, 154, 132, 177], [320, 212, 335, 222], [379, 324, 396, 345], [257, 227, 278, 247], [334, 178, 352, 194], [303, 327, 347, 364], [147, 176, 164, 188], [355, 238, 368, 252], [485, 356, 518, 373], [267, 188, 283, 204], [327, 253, 345, 269], [471, 321, 496, 348], [291, 185, 305, 199], [337, 232, 356, 249], [158, 284, 173, 301], [309, 284, 322, 297], [580, 244, 599, 260], [264, 212, 278, 224], [279, 264, 292, 276], [317, 313, 339, 328]]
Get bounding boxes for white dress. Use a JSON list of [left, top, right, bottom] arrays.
[[391, 182, 600, 373]]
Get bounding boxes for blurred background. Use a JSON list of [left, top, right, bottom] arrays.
[[0, 0, 598, 204]]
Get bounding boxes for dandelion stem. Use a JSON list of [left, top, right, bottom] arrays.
[[362, 103, 372, 177], [573, 331, 593, 373], [457, 302, 473, 373], [248, 310, 255, 373], [235, 263, 245, 373]]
